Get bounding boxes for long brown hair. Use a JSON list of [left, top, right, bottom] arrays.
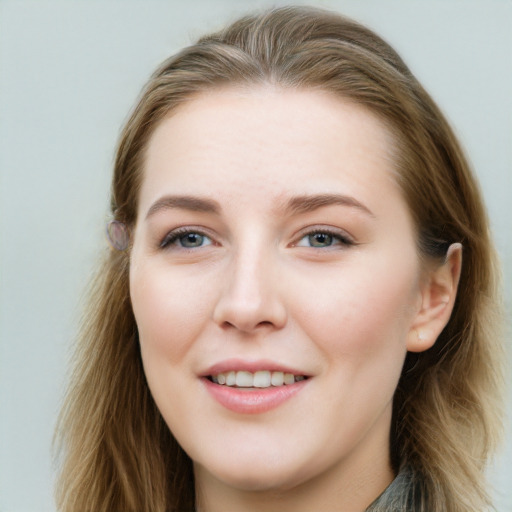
[[54, 6, 504, 511]]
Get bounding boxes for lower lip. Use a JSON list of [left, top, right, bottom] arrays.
[[202, 378, 309, 414]]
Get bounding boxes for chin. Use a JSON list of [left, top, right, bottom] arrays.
[[196, 454, 317, 494]]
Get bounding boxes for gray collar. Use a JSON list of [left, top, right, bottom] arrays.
[[365, 466, 426, 511]]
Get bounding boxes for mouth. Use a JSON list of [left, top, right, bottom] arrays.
[[207, 370, 308, 388], [203, 369, 310, 414]]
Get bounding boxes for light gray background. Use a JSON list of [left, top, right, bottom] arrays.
[[1, 1, 510, 511]]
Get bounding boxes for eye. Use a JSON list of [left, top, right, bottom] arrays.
[[295, 229, 354, 248], [160, 228, 213, 249]]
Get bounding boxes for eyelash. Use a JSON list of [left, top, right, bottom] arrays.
[[159, 226, 355, 251], [294, 227, 355, 249], [159, 227, 214, 249]]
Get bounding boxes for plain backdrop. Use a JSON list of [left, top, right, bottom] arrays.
[[0, 1, 510, 511]]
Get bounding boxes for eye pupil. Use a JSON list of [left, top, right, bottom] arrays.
[[180, 233, 204, 247], [309, 233, 333, 247]]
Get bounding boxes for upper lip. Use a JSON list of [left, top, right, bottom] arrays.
[[200, 358, 310, 377]]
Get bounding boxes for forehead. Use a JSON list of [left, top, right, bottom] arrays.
[[139, 86, 404, 219]]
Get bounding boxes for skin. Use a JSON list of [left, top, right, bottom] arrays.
[[129, 87, 461, 512]]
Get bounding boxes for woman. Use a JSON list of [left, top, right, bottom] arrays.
[[54, 6, 504, 511]]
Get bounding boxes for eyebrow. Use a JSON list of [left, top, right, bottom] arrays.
[[283, 193, 375, 217], [145, 192, 374, 220], [145, 195, 220, 219]]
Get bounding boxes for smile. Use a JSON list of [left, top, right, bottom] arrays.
[[202, 364, 310, 414], [209, 370, 307, 388]]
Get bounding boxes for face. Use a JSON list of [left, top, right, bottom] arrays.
[[130, 87, 425, 494]]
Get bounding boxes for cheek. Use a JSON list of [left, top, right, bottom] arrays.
[[291, 254, 419, 363], [129, 260, 214, 365]]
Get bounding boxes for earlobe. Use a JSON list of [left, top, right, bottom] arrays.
[[407, 243, 463, 353]]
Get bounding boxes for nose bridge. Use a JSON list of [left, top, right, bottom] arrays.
[[213, 233, 286, 332]]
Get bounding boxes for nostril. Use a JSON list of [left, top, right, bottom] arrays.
[[219, 318, 280, 332]]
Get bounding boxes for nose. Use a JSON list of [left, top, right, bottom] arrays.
[[212, 245, 287, 334]]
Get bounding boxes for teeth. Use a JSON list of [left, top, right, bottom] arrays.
[[271, 371, 284, 386], [235, 371, 253, 387], [210, 370, 306, 388], [226, 371, 236, 386], [254, 370, 271, 388], [284, 373, 295, 385]]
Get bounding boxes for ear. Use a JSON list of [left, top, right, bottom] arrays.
[[407, 243, 463, 353]]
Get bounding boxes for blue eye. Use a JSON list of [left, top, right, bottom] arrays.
[[296, 230, 352, 248], [306, 233, 334, 247], [178, 232, 211, 248], [161, 229, 213, 249]]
